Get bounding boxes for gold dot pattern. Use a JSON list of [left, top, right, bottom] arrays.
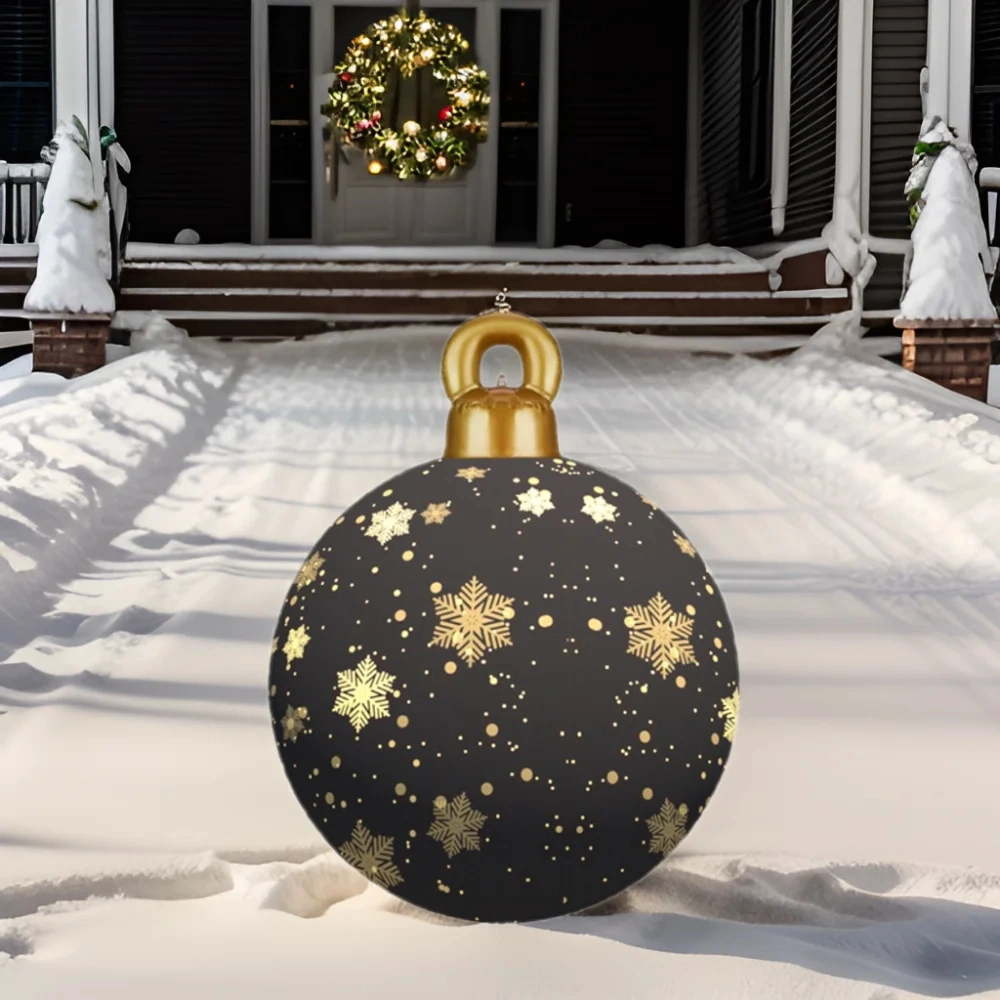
[[269, 457, 738, 924]]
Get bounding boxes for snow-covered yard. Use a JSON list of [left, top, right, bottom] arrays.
[[1, 325, 1000, 998]]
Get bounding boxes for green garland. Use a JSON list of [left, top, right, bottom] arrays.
[[322, 9, 490, 180]]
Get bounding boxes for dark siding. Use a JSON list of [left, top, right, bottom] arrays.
[[972, 1, 1000, 176], [867, 0, 927, 239], [0, 0, 53, 163], [782, 0, 838, 239], [114, 0, 252, 243], [555, 2, 687, 247], [698, 0, 772, 246]]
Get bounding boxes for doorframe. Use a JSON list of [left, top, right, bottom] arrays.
[[250, 0, 560, 246]]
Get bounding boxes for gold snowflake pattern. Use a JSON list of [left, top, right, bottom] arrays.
[[581, 494, 618, 524], [624, 593, 698, 678], [295, 551, 325, 589], [456, 466, 487, 482], [673, 531, 697, 558], [645, 799, 689, 855], [283, 625, 311, 665], [719, 688, 740, 742], [271, 636, 279, 654], [338, 821, 403, 889], [429, 576, 515, 666], [549, 459, 581, 476], [364, 502, 416, 546], [421, 502, 451, 525], [515, 486, 555, 517], [640, 495, 658, 509], [279, 705, 309, 743], [427, 792, 487, 857], [333, 655, 397, 732]]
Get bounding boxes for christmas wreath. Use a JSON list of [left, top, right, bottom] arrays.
[[323, 10, 490, 180]]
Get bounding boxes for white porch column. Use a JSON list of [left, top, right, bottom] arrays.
[[924, 0, 950, 124], [947, 0, 973, 139], [823, 0, 868, 277], [770, 0, 793, 235], [53, 0, 107, 158]]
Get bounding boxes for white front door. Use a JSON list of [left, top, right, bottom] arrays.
[[323, 3, 494, 245]]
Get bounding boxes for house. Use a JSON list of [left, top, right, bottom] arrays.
[[0, 0, 996, 341]]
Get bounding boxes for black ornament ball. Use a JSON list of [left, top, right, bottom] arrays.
[[268, 456, 740, 923]]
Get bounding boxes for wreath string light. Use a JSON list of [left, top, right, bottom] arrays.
[[322, 9, 490, 181]]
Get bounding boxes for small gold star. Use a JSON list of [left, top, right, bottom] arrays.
[[283, 625, 310, 665], [456, 466, 486, 482], [295, 551, 324, 589], [719, 688, 740, 742], [515, 486, 555, 517], [581, 494, 618, 523], [646, 799, 689, 855], [673, 532, 697, 557], [421, 502, 451, 525], [279, 705, 309, 743]]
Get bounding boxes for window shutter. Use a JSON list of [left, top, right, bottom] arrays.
[[699, 0, 773, 246], [113, 0, 253, 243], [0, 0, 53, 164], [867, 0, 927, 239], [783, 0, 837, 240]]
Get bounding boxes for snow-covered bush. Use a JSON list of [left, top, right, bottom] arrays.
[[898, 118, 995, 321], [23, 119, 115, 316]]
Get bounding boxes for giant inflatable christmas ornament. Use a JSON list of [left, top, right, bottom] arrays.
[[269, 301, 740, 923]]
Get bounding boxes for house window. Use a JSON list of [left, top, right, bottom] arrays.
[[268, 5, 312, 240], [0, 0, 53, 163], [738, 0, 774, 191], [495, 8, 542, 244]]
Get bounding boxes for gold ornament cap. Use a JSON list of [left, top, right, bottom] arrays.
[[441, 301, 562, 459]]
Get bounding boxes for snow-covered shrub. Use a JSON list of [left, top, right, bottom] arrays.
[[898, 118, 995, 321], [23, 119, 115, 316]]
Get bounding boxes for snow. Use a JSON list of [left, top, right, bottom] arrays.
[[126, 240, 775, 269], [899, 144, 997, 321], [22, 123, 115, 316], [1, 325, 1000, 998]]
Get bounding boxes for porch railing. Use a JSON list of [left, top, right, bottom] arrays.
[[0, 163, 50, 245], [0, 142, 130, 289]]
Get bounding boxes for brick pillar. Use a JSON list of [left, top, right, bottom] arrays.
[[31, 317, 110, 378], [895, 319, 999, 403]]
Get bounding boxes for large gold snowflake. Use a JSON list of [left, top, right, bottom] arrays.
[[515, 486, 555, 517], [427, 792, 487, 857], [338, 821, 403, 889], [295, 551, 325, 589], [581, 494, 618, 523], [646, 799, 689, 855], [421, 502, 451, 525], [673, 531, 697, 558], [624, 592, 698, 677], [283, 625, 311, 665], [279, 705, 309, 743], [719, 688, 740, 742], [429, 576, 514, 666], [364, 502, 416, 546], [333, 655, 397, 732]]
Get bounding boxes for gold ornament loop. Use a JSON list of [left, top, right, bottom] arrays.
[[441, 310, 562, 403], [440, 311, 563, 459]]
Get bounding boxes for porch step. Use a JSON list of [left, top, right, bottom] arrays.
[[116, 248, 849, 335], [0, 260, 36, 317]]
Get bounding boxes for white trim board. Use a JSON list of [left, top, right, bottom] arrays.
[[125, 241, 774, 268], [121, 286, 849, 300], [112, 309, 847, 326]]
